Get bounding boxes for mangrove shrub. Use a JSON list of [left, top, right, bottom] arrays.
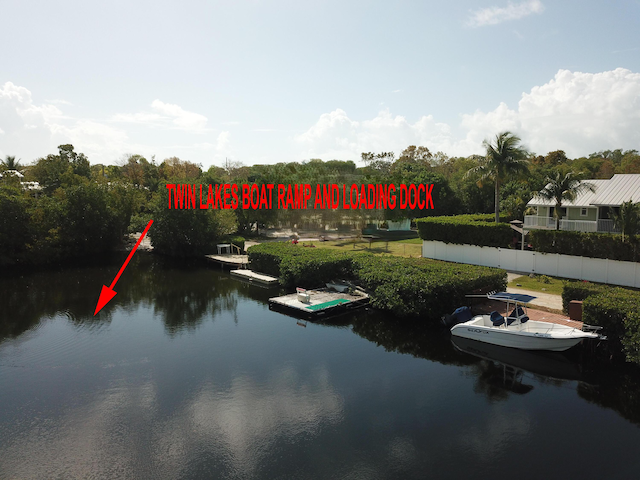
[[150, 183, 237, 257]]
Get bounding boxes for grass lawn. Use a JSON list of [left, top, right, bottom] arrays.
[[508, 275, 565, 295], [395, 237, 423, 244], [306, 238, 423, 258]]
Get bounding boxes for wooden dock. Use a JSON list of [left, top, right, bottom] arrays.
[[230, 269, 279, 286], [205, 254, 249, 268], [269, 287, 369, 319]]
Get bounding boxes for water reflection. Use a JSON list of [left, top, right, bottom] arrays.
[[2, 255, 640, 479], [0, 253, 274, 342], [0, 363, 344, 479], [159, 366, 343, 477], [350, 311, 476, 367], [450, 337, 586, 400], [452, 337, 583, 380], [350, 309, 640, 424]]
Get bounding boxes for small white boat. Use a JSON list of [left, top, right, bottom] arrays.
[[325, 280, 350, 293], [450, 292, 602, 352]]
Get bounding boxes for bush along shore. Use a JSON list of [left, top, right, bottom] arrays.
[[248, 242, 506, 320], [563, 281, 640, 365]]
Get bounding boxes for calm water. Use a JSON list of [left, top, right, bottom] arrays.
[[1, 254, 640, 479]]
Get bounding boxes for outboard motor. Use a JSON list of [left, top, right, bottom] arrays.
[[441, 306, 473, 327]]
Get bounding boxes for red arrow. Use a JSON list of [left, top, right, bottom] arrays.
[[94, 219, 153, 315]]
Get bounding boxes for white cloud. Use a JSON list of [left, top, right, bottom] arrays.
[[296, 68, 640, 160], [467, 0, 545, 28], [112, 111, 164, 124], [296, 108, 460, 160], [462, 68, 640, 156], [150, 100, 208, 132], [45, 98, 73, 106], [0, 82, 221, 164], [0, 81, 135, 163], [296, 108, 455, 160], [3, 68, 640, 167], [216, 131, 230, 151], [0, 81, 67, 159], [112, 100, 209, 133]]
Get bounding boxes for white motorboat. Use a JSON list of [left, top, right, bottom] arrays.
[[450, 292, 602, 352]]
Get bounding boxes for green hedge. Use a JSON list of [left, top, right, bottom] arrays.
[[247, 242, 506, 319], [416, 214, 514, 248], [563, 281, 640, 364], [531, 230, 640, 262], [247, 242, 354, 288], [561, 281, 608, 313], [584, 292, 640, 364], [351, 255, 506, 318], [246, 242, 286, 277]]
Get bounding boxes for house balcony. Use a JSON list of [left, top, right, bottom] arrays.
[[524, 215, 618, 233]]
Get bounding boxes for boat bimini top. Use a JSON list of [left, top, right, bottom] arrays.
[[485, 292, 536, 303], [467, 291, 535, 326]]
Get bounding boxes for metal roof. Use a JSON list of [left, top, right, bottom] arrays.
[[527, 179, 608, 207], [0, 169, 24, 178], [590, 174, 640, 206]]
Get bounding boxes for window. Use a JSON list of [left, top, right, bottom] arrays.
[[581, 207, 588, 217]]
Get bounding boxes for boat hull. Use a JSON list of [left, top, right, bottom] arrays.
[[451, 317, 597, 352]]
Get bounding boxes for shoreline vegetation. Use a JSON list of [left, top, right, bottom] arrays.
[[3, 142, 640, 266], [3, 141, 640, 364], [248, 242, 506, 318]]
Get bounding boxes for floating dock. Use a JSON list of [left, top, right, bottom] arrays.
[[230, 269, 279, 286], [205, 254, 249, 268], [269, 287, 369, 319]]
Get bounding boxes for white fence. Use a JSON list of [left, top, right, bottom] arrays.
[[523, 215, 619, 233], [422, 241, 640, 288]]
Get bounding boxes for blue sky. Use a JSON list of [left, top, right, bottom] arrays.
[[1, 0, 639, 168]]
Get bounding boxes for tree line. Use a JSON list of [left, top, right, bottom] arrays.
[[2, 139, 640, 264]]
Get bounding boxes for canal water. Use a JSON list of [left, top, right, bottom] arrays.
[[1, 254, 639, 479]]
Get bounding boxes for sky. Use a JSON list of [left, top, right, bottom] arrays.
[[1, 0, 640, 169]]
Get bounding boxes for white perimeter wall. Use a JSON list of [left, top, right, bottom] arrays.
[[422, 241, 640, 288]]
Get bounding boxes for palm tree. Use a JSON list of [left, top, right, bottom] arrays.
[[536, 171, 595, 230], [1, 155, 22, 171], [612, 200, 640, 242], [467, 131, 530, 222]]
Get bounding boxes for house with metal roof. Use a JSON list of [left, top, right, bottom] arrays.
[[0, 169, 43, 193], [524, 174, 640, 233]]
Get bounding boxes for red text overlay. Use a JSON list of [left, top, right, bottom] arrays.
[[166, 183, 434, 210]]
